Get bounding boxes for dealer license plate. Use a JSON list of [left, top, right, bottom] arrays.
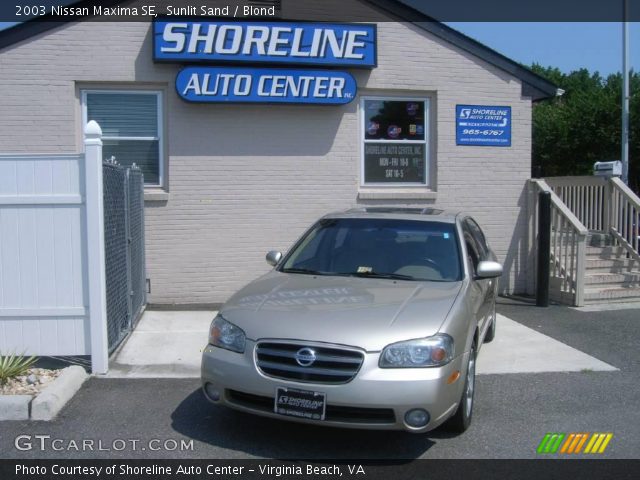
[[274, 387, 326, 421]]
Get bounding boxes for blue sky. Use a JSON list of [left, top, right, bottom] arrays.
[[0, 21, 637, 75], [447, 22, 639, 76]]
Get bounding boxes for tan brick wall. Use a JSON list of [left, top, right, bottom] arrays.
[[0, 16, 533, 305]]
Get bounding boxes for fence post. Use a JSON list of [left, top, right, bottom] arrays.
[[575, 235, 587, 307], [603, 178, 612, 234], [536, 191, 552, 307], [124, 168, 133, 330], [84, 121, 109, 374], [527, 180, 538, 296]]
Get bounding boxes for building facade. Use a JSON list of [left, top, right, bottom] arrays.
[[0, 1, 557, 306]]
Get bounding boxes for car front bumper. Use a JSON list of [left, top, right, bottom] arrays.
[[201, 340, 468, 433]]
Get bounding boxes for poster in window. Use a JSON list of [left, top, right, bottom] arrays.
[[364, 100, 425, 141]]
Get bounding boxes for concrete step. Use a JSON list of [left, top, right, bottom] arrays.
[[587, 233, 616, 247], [584, 272, 640, 286], [584, 286, 640, 303], [585, 245, 627, 258], [585, 257, 639, 272]]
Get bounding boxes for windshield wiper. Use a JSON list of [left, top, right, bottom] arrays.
[[341, 271, 417, 281], [282, 268, 418, 281], [281, 267, 330, 275]]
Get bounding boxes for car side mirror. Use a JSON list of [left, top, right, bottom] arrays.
[[266, 250, 282, 267], [476, 261, 503, 279]]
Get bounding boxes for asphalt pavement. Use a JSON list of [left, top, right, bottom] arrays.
[[1, 297, 638, 459]]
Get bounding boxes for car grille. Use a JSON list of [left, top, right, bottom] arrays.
[[227, 390, 396, 424], [255, 341, 364, 384]]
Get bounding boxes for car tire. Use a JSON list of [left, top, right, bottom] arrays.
[[445, 342, 476, 433], [483, 302, 496, 343]]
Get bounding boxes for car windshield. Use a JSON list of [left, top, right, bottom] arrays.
[[280, 218, 462, 282]]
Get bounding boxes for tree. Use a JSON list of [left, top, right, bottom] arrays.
[[531, 64, 639, 193]]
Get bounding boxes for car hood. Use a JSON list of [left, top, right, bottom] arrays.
[[221, 271, 462, 351]]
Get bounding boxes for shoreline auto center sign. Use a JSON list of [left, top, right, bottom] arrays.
[[154, 20, 376, 104], [176, 67, 356, 104], [456, 105, 511, 146]]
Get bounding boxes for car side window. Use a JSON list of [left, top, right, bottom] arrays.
[[464, 218, 489, 260]]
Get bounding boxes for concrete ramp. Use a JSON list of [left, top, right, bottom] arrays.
[[106, 311, 213, 378], [477, 314, 617, 374]]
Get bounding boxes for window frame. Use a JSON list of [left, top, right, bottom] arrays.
[[464, 217, 489, 260], [81, 89, 164, 187], [461, 222, 483, 277], [360, 95, 430, 187]]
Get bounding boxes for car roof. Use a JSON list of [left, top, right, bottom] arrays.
[[322, 207, 463, 223]]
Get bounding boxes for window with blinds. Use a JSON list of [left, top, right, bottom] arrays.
[[83, 90, 163, 186]]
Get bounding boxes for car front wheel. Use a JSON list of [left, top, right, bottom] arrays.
[[445, 342, 476, 433]]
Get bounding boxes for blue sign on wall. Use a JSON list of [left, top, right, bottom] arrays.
[[176, 67, 357, 104], [154, 20, 376, 68], [456, 105, 511, 147]]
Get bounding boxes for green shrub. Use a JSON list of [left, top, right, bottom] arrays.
[[0, 353, 37, 386]]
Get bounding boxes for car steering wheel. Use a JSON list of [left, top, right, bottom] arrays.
[[422, 257, 444, 276]]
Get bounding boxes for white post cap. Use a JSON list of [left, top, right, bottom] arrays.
[[84, 120, 103, 145]]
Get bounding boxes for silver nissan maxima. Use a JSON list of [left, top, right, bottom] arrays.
[[201, 207, 502, 433]]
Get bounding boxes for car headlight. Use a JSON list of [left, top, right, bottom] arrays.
[[379, 334, 454, 368], [209, 314, 246, 353]]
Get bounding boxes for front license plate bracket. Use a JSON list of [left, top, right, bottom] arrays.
[[274, 387, 326, 421]]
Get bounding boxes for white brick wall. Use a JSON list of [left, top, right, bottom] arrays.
[[0, 12, 534, 305]]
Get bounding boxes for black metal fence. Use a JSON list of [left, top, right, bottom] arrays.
[[103, 160, 146, 353]]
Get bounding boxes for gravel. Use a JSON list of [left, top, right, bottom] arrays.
[[0, 368, 61, 396]]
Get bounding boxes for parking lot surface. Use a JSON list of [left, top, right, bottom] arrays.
[[1, 298, 638, 459]]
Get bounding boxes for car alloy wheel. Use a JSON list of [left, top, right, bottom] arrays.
[[445, 342, 476, 433], [464, 347, 476, 419]]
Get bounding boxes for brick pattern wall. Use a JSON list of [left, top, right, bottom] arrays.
[[0, 15, 533, 305]]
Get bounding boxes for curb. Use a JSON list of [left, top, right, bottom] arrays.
[[0, 366, 88, 421], [0, 395, 32, 421], [31, 366, 88, 421]]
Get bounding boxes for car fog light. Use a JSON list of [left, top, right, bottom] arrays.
[[204, 383, 221, 402], [405, 409, 430, 428]]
